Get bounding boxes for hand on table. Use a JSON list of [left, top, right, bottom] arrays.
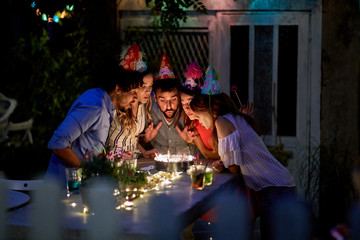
[[142, 149, 159, 159], [121, 151, 133, 159], [212, 160, 224, 173]]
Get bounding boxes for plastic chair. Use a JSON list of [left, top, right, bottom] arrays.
[[0, 93, 17, 141], [3, 118, 34, 146]]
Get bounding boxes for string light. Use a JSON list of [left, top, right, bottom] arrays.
[[30, 1, 74, 23], [76, 171, 184, 213]]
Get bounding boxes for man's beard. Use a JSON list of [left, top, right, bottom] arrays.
[[162, 108, 177, 119]]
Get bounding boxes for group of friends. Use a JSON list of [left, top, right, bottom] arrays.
[[45, 43, 296, 240]]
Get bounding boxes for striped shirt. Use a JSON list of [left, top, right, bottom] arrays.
[[218, 113, 296, 191], [107, 103, 146, 153]]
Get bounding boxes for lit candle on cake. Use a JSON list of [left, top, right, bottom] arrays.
[[154, 151, 195, 172]]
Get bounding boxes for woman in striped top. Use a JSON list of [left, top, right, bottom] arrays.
[[107, 69, 159, 159], [190, 92, 296, 240]]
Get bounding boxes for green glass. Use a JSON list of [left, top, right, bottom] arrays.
[[190, 165, 205, 190], [204, 168, 213, 186]]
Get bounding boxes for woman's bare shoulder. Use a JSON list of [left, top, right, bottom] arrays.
[[215, 116, 235, 138]]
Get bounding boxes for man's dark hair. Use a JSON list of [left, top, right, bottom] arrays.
[[153, 78, 181, 94], [100, 62, 143, 93]]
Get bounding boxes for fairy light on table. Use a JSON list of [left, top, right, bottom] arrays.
[[76, 170, 184, 212]]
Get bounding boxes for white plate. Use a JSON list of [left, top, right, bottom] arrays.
[[7, 190, 30, 209]]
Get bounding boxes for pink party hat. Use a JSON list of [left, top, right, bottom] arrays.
[[119, 43, 147, 72], [183, 61, 203, 90], [155, 54, 176, 80], [201, 65, 221, 95]]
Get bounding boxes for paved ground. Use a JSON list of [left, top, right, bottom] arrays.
[[191, 218, 261, 240]]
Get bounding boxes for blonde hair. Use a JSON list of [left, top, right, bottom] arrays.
[[145, 97, 153, 125], [116, 96, 153, 138], [116, 109, 136, 137]]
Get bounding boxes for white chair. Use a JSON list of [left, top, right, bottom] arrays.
[[3, 118, 34, 146], [0, 93, 34, 146], [0, 93, 17, 142]]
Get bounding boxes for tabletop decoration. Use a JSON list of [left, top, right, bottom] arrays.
[[80, 146, 149, 212], [77, 146, 191, 212]]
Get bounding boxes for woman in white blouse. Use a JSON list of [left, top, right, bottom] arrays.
[[190, 92, 296, 240]]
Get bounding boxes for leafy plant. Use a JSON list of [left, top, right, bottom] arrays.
[[6, 21, 93, 149], [298, 132, 358, 231], [117, 162, 148, 186], [81, 149, 148, 186], [145, 0, 207, 32], [267, 144, 293, 167], [299, 143, 320, 211]]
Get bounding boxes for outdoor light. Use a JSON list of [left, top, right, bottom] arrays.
[[60, 11, 67, 18], [30, 1, 73, 22], [53, 15, 59, 23], [66, 5, 74, 11], [41, 13, 47, 21]]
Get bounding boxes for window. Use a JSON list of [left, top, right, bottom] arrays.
[[230, 24, 298, 137]]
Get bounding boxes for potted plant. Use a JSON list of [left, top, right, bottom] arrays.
[[80, 146, 148, 212]]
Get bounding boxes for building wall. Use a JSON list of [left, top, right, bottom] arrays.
[[118, 0, 317, 11], [320, 0, 360, 234], [321, 0, 360, 161]]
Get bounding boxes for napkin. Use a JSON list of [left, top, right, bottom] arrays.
[[140, 165, 155, 171]]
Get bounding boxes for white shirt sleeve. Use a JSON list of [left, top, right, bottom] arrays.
[[218, 131, 242, 168]]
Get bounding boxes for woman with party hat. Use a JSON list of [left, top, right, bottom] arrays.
[[176, 61, 220, 160], [190, 65, 296, 240], [178, 64, 257, 228], [106, 43, 159, 158]]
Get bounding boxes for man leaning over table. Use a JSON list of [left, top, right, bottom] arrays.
[[140, 54, 197, 155], [45, 61, 142, 188]]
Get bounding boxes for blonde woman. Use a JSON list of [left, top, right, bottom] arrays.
[[107, 69, 159, 158]]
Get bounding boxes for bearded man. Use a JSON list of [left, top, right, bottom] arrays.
[[143, 54, 197, 155]]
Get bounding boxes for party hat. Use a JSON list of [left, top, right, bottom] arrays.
[[119, 43, 147, 72], [183, 61, 203, 90], [201, 65, 221, 95], [155, 54, 176, 80]]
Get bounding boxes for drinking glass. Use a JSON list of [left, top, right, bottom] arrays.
[[126, 158, 137, 169], [189, 165, 205, 190], [204, 167, 213, 186], [65, 168, 81, 197]]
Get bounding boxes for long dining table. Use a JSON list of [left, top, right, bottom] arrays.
[[6, 158, 244, 239]]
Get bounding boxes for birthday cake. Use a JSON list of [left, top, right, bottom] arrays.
[[154, 154, 195, 172]]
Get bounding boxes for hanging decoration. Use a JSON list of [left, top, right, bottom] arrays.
[[30, 1, 74, 23]]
